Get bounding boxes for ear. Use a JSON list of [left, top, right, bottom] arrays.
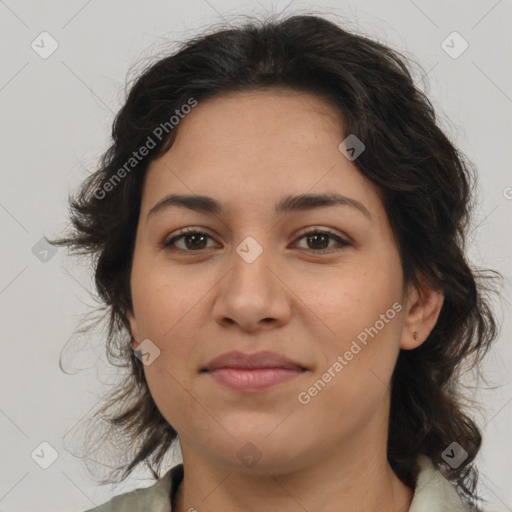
[[400, 279, 444, 350], [126, 309, 140, 351]]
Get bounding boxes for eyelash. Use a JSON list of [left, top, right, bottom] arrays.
[[162, 227, 351, 254]]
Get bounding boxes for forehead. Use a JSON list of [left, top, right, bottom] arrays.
[[172, 88, 344, 153], [139, 89, 386, 228]]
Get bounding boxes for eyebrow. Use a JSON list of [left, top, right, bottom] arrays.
[[146, 192, 372, 222]]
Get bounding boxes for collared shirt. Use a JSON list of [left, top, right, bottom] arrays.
[[83, 455, 470, 511]]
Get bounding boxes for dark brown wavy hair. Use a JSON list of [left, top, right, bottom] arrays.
[[48, 12, 500, 510]]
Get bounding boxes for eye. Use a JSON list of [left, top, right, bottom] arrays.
[[163, 228, 218, 251], [162, 227, 350, 253], [292, 228, 350, 252]]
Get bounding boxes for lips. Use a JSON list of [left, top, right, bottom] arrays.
[[202, 350, 306, 372], [201, 350, 307, 393]]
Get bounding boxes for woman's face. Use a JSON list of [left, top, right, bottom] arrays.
[[127, 89, 433, 473]]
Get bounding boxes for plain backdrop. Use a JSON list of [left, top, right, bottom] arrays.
[[0, 1, 511, 511]]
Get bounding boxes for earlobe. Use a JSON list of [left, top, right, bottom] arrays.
[[400, 280, 444, 350]]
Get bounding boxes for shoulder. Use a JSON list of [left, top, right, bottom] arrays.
[[409, 455, 472, 512], [82, 464, 183, 512]]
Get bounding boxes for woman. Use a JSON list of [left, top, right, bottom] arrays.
[[50, 13, 499, 512]]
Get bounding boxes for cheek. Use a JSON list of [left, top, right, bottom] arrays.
[[296, 269, 403, 435], [137, 289, 205, 435], [143, 360, 211, 441], [295, 257, 403, 346], [295, 252, 403, 397], [130, 255, 206, 342], [130, 262, 203, 407]]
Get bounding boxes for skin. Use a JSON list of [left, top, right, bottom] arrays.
[[127, 89, 444, 512]]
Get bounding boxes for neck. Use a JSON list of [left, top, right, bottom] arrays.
[[173, 440, 413, 512]]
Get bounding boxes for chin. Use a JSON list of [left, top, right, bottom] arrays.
[[207, 429, 307, 473]]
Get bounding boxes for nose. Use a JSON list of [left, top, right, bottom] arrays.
[[212, 238, 292, 333]]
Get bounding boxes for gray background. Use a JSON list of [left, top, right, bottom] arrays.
[[0, 0, 511, 510]]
